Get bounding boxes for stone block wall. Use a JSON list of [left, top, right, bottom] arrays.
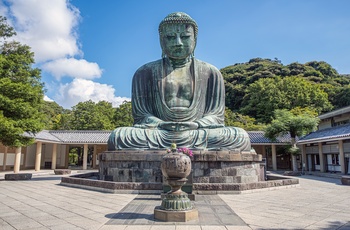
[[99, 150, 263, 184]]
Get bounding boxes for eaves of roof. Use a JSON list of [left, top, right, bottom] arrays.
[[247, 131, 292, 144], [28, 130, 292, 145], [298, 123, 350, 144]]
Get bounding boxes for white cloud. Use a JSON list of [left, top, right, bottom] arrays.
[[55, 79, 130, 109], [43, 95, 54, 102], [42, 58, 103, 80], [5, 0, 81, 62]]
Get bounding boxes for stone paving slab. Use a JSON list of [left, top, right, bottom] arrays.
[[105, 194, 247, 226]]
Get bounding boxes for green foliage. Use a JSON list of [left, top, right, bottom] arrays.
[[222, 58, 289, 110], [224, 107, 266, 131], [265, 109, 319, 140], [68, 147, 79, 165], [0, 17, 45, 147], [0, 16, 15, 39], [70, 100, 115, 130], [222, 58, 349, 121], [40, 101, 70, 129], [241, 76, 331, 123], [114, 101, 133, 127], [265, 109, 319, 171], [332, 85, 350, 108]]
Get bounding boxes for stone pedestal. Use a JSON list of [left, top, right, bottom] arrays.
[[98, 150, 263, 193], [154, 207, 198, 222]]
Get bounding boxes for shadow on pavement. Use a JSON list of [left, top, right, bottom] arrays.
[[30, 176, 62, 181], [105, 212, 154, 221]]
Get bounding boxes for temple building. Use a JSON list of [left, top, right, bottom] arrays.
[[298, 105, 350, 174]]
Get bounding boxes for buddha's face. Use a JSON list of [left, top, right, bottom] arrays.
[[160, 24, 196, 60]]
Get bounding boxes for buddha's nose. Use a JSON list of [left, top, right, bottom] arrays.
[[175, 36, 183, 46]]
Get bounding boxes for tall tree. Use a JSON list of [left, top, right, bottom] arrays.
[[224, 108, 266, 131], [113, 101, 133, 128], [0, 16, 45, 147], [70, 100, 115, 130], [241, 76, 332, 123], [265, 108, 319, 172], [40, 101, 69, 130]]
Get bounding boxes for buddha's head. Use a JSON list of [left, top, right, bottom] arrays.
[[159, 12, 198, 60]]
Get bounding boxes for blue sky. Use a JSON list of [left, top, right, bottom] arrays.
[[1, 0, 350, 108]]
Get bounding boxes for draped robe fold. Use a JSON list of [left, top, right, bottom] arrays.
[[108, 58, 253, 151]]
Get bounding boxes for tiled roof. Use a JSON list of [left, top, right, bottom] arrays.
[[29, 130, 292, 145], [27, 130, 111, 144], [24, 130, 61, 143], [298, 123, 350, 143], [248, 131, 292, 144], [49, 130, 111, 144]]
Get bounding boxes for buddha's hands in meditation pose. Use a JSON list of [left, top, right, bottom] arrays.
[[158, 121, 199, 131]]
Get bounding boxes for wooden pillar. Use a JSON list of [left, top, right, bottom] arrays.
[[338, 140, 346, 174], [65, 145, 69, 168], [14, 147, 22, 173], [2, 146, 8, 171], [301, 144, 307, 171], [51, 143, 57, 170], [83, 144, 88, 170], [271, 144, 277, 171], [35, 141, 42, 171], [93, 145, 97, 169], [318, 142, 325, 172]]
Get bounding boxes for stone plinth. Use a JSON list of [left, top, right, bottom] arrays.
[[5, 173, 32, 180], [54, 169, 71, 175], [99, 150, 263, 189], [154, 207, 198, 222], [341, 176, 350, 185]]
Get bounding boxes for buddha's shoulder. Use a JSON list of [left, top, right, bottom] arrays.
[[195, 59, 221, 73], [135, 59, 162, 73]]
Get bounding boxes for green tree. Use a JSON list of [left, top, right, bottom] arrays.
[[265, 108, 319, 172], [113, 101, 133, 127], [0, 16, 45, 147], [224, 108, 266, 131], [241, 76, 332, 123], [222, 58, 349, 118], [40, 101, 69, 129], [70, 100, 115, 130]]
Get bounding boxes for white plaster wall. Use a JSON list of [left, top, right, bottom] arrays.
[[319, 120, 332, 130], [0, 153, 24, 166]]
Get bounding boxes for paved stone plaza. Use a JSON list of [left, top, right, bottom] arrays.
[[0, 170, 349, 230]]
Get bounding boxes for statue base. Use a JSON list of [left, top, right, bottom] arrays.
[[99, 150, 263, 184], [154, 206, 198, 222]]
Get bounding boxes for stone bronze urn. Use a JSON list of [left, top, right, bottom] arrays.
[[160, 147, 192, 210], [154, 144, 198, 222]]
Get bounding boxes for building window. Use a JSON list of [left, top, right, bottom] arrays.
[[333, 119, 350, 127], [331, 154, 339, 165], [315, 155, 320, 165]]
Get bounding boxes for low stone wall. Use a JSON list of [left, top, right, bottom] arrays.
[[61, 172, 163, 193], [341, 176, 350, 185], [61, 172, 299, 194], [54, 169, 71, 175], [99, 150, 263, 185], [5, 173, 32, 180]]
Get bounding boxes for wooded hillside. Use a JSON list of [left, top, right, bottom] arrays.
[[221, 58, 350, 123]]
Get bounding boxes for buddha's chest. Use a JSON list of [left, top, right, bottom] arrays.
[[163, 67, 194, 108]]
